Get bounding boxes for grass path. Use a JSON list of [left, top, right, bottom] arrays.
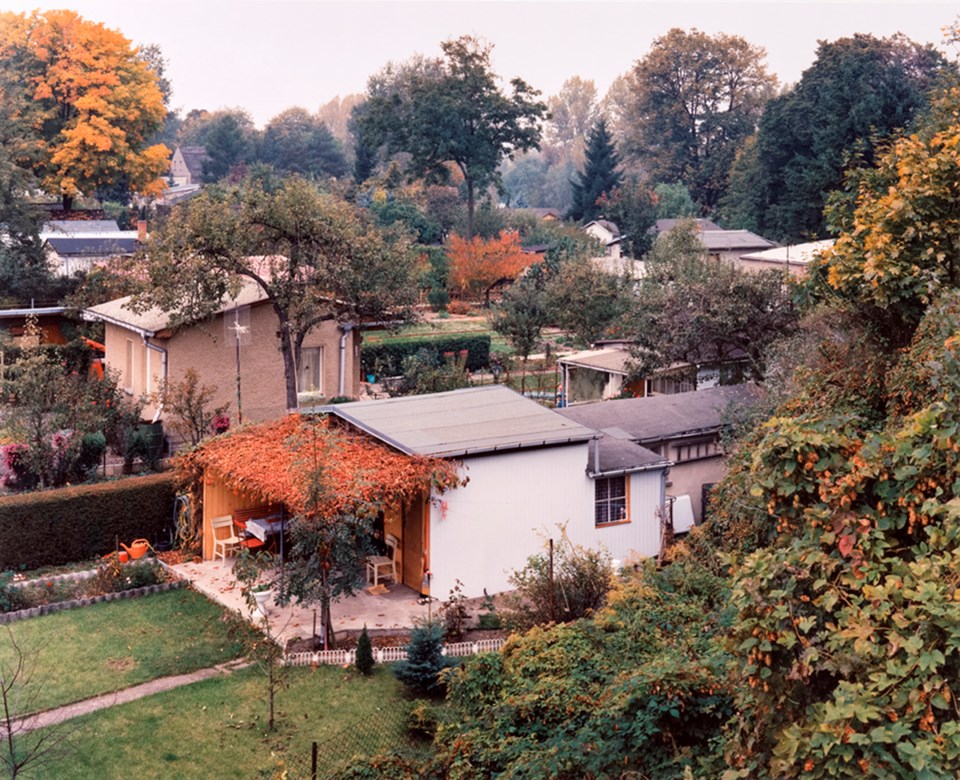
[[0, 589, 258, 713]]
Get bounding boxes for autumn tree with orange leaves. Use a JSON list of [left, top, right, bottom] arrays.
[[447, 230, 537, 301], [0, 10, 169, 210]]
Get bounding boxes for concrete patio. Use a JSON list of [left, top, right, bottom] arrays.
[[173, 558, 436, 646]]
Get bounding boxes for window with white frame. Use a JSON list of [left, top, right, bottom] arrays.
[[299, 346, 323, 394], [595, 475, 628, 525]]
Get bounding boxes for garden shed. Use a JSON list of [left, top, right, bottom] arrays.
[[180, 414, 460, 591]]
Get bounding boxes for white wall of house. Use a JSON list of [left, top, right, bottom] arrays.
[[428, 443, 666, 598]]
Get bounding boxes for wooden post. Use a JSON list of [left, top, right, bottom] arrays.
[[548, 538, 555, 623], [311, 741, 318, 780]]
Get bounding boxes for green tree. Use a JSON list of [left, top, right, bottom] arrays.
[[137, 177, 419, 410], [596, 177, 658, 258], [568, 119, 622, 222], [259, 107, 348, 179], [542, 259, 632, 346], [653, 181, 698, 219], [744, 33, 950, 241], [355, 625, 374, 675], [625, 27, 776, 213], [393, 621, 453, 695], [489, 275, 547, 361], [627, 220, 798, 381], [199, 110, 256, 182], [361, 36, 547, 238]]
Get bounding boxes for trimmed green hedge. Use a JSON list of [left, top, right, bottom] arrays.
[[0, 473, 175, 570], [361, 334, 491, 376]]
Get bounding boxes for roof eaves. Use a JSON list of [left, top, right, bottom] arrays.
[[586, 458, 671, 478], [81, 308, 157, 338]]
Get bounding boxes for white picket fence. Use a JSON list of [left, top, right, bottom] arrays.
[[282, 637, 505, 667]]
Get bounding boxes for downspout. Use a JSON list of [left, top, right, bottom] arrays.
[[338, 323, 354, 397], [143, 337, 168, 423]]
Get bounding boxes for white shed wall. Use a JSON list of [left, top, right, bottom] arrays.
[[428, 444, 665, 598]]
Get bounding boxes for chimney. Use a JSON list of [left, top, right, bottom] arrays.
[[137, 219, 147, 242]]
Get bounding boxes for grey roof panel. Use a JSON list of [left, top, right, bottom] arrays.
[[557, 385, 759, 444], [46, 236, 138, 256], [328, 385, 597, 458], [589, 436, 667, 475]]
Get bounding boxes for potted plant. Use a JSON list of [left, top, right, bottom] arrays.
[[252, 583, 272, 616]]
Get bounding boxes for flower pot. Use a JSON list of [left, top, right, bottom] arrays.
[[253, 589, 272, 617]]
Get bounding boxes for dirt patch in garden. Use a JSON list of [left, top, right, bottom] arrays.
[[106, 656, 136, 672]]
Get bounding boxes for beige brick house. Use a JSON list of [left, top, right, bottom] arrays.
[[84, 280, 361, 428]]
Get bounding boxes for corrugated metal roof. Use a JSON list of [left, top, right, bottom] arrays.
[[557, 385, 759, 444], [326, 385, 597, 458]]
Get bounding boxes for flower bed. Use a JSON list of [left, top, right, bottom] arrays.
[[0, 557, 180, 619]]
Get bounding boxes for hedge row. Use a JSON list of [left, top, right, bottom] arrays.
[[361, 334, 491, 376], [0, 472, 176, 570]]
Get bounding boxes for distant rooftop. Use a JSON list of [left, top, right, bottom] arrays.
[[740, 239, 835, 266], [44, 235, 138, 257], [654, 218, 721, 234], [698, 230, 776, 252], [325, 385, 597, 459], [43, 220, 120, 235], [558, 348, 630, 375]]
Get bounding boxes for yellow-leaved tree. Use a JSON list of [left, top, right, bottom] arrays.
[[0, 9, 169, 210]]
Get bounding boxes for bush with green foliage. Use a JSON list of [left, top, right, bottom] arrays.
[[361, 334, 490, 377], [501, 533, 612, 631], [356, 625, 374, 676], [0, 473, 175, 569], [418, 564, 733, 778], [393, 621, 454, 695]]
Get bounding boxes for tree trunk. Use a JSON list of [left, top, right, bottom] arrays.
[[275, 309, 300, 411], [466, 177, 475, 240], [61, 193, 73, 213]]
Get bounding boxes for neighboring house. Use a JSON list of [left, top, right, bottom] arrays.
[[0, 306, 69, 347], [83, 279, 361, 429], [193, 385, 671, 599], [40, 219, 140, 276], [557, 384, 758, 527], [558, 345, 744, 405], [515, 207, 563, 221], [170, 146, 209, 186], [698, 229, 776, 264], [583, 219, 624, 260], [739, 239, 834, 277]]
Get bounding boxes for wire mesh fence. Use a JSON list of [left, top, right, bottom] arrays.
[[282, 705, 435, 780]]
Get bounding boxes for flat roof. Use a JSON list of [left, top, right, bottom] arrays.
[[558, 348, 630, 375], [740, 239, 835, 265], [325, 385, 597, 459], [588, 435, 667, 476], [699, 230, 776, 252], [557, 385, 759, 444]]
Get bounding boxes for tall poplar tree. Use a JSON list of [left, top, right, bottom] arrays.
[[568, 119, 622, 222]]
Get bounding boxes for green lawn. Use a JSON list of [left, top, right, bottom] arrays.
[[40, 665, 412, 779], [0, 589, 257, 713], [363, 316, 513, 354]]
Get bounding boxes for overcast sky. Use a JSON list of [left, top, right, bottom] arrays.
[[5, 1, 958, 127]]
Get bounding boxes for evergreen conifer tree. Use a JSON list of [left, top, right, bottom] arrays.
[[355, 625, 374, 675], [569, 119, 622, 222], [393, 621, 452, 695]]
